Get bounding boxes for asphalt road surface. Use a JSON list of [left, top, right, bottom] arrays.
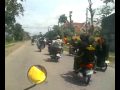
[[5, 41, 115, 90]]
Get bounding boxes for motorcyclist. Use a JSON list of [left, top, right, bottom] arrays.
[[51, 35, 63, 55], [95, 36, 109, 67], [73, 33, 95, 73], [69, 38, 80, 54], [37, 37, 46, 51], [47, 38, 53, 54], [31, 37, 34, 44]]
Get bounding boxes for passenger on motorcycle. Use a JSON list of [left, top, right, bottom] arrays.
[[69, 38, 80, 54], [95, 36, 109, 67]]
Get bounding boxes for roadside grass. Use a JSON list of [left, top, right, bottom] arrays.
[[5, 41, 16, 45], [5, 41, 24, 48], [5, 43, 15, 48]]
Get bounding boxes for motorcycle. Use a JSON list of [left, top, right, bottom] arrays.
[[94, 57, 109, 72], [37, 41, 45, 52], [69, 45, 74, 55], [48, 42, 52, 54], [75, 52, 94, 85], [31, 39, 34, 45], [75, 59, 94, 85], [50, 47, 61, 62]]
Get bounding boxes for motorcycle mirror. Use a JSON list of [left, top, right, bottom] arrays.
[[27, 65, 47, 85]]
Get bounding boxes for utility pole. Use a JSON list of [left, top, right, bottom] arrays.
[[69, 11, 73, 38], [69, 11, 72, 29], [86, 8, 88, 33]]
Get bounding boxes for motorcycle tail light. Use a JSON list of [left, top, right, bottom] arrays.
[[86, 64, 93, 69]]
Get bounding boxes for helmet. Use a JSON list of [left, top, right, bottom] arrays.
[[86, 45, 95, 51], [56, 35, 60, 39], [80, 33, 88, 41], [89, 36, 95, 44]]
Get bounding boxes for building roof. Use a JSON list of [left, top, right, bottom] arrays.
[[72, 23, 85, 32], [64, 22, 85, 32]]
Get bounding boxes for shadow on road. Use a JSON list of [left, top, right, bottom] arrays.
[[60, 71, 88, 86], [44, 58, 58, 63], [65, 54, 74, 57], [44, 58, 51, 62], [34, 50, 41, 52], [44, 53, 50, 55], [95, 68, 107, 72]]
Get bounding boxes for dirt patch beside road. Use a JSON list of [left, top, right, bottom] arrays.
[[5, 41, 26, 57]]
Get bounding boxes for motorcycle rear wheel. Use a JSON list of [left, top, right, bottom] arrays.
[[101, 63, 107, 72], [84, 75, 91, 85]]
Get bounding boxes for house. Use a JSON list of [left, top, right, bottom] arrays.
[[64, 22, 86, 34], [72, 23, 85, 33]]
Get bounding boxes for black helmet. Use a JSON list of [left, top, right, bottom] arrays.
[[80, 33, 89, 42], [80, 33, 86, 41]]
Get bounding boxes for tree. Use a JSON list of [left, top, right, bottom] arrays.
[[45, 30, 57, 40], [97, 5, 114, 18], [23, 31, 30, 40], [63, 28, 74, 37], [95, 0, 115, 25], [100, 0, 114, 17], [5, 0, 24, 39], [52, 25, 62, 36], [101, 0, 114, 5], [88, 0, 95, 35], [58, 14, 67, 25], [58, 14, 68, 38], [13, 23, 24, 41]]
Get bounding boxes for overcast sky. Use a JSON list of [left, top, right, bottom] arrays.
[[16, 0, 114, 35]]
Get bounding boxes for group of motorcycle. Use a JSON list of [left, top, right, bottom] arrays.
[[31, 37, 63, 62], [31, 37, 109, 85], [68, 44, 109, 85]]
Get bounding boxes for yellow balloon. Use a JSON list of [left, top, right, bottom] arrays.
[[28, 65, 46, 84]]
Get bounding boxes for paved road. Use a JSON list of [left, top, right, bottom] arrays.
[[5, 41, 115, 90]]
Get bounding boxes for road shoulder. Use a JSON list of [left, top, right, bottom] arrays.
[[5, 41, 26, 57]]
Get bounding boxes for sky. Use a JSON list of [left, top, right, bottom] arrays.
[[16, 0, 114, 35]]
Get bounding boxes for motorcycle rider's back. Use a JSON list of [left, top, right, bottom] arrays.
[[51, 38, 63, 55]]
